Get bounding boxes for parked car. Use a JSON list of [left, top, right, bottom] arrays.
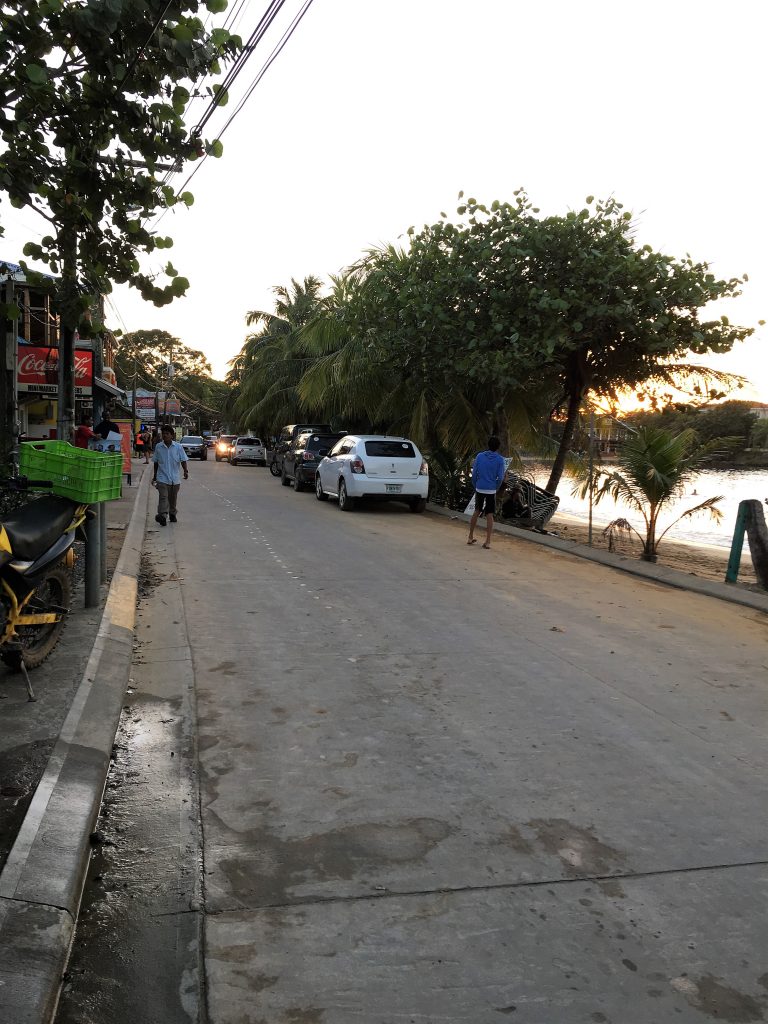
[[231, 436, 266, 466], [271, 423, 332, 477], [282, 432, 346, 491], [215, 435, 237, 462], [315, 435, 429, 512], [205, 436, 216, 449], [180, 435, 207, 460]]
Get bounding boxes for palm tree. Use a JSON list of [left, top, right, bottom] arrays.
[[231, 276, 325, 431], [591, 425, 736, 561]]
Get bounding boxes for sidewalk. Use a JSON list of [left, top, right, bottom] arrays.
[[0, 463, 150, 1023]]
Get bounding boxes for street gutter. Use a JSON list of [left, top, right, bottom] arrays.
[[0, 468, 151, 1024]]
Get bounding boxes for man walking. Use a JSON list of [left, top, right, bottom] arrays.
[[153, 425, 188, 526], [467, 435, 506, 549]]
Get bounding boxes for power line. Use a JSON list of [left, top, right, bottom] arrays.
[[171, 0, 315, 201]]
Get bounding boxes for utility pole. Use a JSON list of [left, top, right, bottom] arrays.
[[2, 274, 17, 473], [587, 408, 595, 547], [56, 224, 77, 444]]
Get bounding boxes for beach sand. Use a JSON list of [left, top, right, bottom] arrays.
[[546, 511, 760, 588]]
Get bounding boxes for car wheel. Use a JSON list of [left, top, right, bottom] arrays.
[[270, 459, 281, 477], [281, 466, 291, 486], [410, 497, 427, 513], [215, 455, 221, 462], [231, 458, 238, 466], [315, 475, 328, 501], [338, 478, 355, 511], [294, 470, 305, 492]]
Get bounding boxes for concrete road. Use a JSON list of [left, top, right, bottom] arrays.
[[66, 460, 768, 1023]]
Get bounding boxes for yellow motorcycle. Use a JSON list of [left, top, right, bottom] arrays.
[[0, 476, 90, 700]]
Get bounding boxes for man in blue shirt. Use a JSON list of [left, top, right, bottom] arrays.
[[468, 435, 506, 549], [152, 425, 189, 526]]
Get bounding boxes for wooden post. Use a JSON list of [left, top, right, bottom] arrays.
[[725, 503, 747, 584]]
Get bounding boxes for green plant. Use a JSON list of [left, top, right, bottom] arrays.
[[590, 426, 737, 561]]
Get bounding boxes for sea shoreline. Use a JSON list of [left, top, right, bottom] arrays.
[[548, 510, 759, 588]]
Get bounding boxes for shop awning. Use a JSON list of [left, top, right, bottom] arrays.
[[94, 377, 127, 402]]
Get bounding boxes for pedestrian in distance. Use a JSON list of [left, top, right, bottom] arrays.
[[73, 413, 97, 449], [94, 408, 120, 439], [467, 435, 506, 549], [153, 424, 189, 526]]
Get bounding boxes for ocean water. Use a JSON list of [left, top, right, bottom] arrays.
[[527, 466, 768, 550]]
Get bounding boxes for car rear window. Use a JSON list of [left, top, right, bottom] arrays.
[[237, 437, 262, 445], [303, 434, 341, 452], [364, 441, 416, 458], [181, 437, 203, 444]]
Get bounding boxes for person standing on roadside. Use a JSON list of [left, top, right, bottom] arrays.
[[467, 435, 506, 549], [153, 425, 188, 526]]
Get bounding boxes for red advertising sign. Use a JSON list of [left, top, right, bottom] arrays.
[[17, 346, 94, 396]]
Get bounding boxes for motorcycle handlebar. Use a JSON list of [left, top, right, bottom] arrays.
[[0, 476, 54, 491]]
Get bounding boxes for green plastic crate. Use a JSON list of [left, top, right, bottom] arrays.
[[19, 440, 123, 503]]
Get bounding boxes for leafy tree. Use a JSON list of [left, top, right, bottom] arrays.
[[590, 426, 736, 561], [751, 418, 768, 449], [0, 0, 240, 441], [625, 400, 757, 451], [362, 193, 754, 494], [230, 277, 325, 433], [114, 329, 211, 388]]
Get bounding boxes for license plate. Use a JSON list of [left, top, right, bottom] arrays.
[[386, 484, 402, 493]]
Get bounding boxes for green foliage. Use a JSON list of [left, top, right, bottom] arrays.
[[590, 426, 738, 560], [358, 193, 753, 494], [625, 401, 758, 451], [751, 418, 768, 448], [0, 0, 240, 323], [114, 329, 212, 388]]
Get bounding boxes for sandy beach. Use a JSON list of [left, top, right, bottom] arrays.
[[547, 510, 760, 588]]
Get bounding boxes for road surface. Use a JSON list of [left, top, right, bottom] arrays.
[[57, 460, 768, 1024]]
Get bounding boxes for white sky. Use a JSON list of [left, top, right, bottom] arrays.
[[3, 0, 767, 398]]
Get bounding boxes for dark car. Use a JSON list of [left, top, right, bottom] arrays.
[[270, 423, 332, 477], [282, 432, 346, 491], [180, 435, 207, 460]]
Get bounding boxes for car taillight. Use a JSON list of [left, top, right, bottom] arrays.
[[302, 452, 315, 461], [350, 457, 365, 474], [419, 460, 429, 476]]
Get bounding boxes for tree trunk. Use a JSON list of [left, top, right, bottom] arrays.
[[743, 499, 768, 589], [56, 222, 78, 444], [546, 386, 581, 495]]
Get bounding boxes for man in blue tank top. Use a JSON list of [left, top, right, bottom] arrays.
[[467, 435, 506, 549]]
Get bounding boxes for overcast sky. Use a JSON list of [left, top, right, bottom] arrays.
[[3, 0, 766, 399]]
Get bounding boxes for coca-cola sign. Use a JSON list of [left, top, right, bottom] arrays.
[[17, 346, 93, 396]]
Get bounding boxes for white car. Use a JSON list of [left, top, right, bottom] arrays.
[[230, 436, 266, 466], [315, 434, 429, 512]]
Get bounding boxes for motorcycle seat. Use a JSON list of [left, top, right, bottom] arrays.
[[1, 495, 79, 562]]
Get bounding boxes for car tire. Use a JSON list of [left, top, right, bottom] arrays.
[[270, 459, 281, 477], [294, 470, 305, 492], [231, 458, 238, 466], [281, 466, 291, 487], [338, 479, 355, 511], [215, 455, 222, 462], [410, 497, 427, 513], [315, 475, 328, 501]]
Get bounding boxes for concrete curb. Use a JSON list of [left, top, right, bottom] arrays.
[[0, 470, 151, 1024], [427, 503, 768, 615]]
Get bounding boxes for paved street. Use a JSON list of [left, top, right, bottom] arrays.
[[60, 460, 768, 1024]]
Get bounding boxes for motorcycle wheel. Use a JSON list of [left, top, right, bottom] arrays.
[[2, 564, 71, 670]]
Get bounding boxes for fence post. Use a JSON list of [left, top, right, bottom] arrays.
[[725, 503, 748, 584], [99, 500, 107, 583], [84, 503, 101, 607]]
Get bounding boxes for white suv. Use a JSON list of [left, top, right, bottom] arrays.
[[315, 435, 429, 512], [231, 436, 266, 466]]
